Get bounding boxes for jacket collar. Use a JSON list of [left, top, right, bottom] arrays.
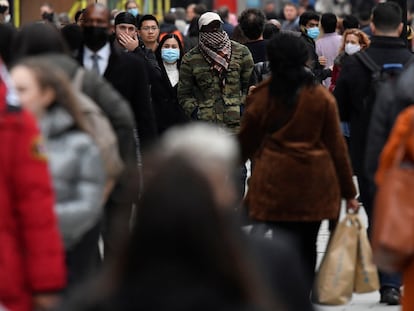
[[369, 36, 407, 49]]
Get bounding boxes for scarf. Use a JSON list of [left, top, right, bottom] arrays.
[[199, 31, 232, 87]]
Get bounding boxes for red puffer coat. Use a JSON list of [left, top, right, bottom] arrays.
[[0, 78, 66, 311]]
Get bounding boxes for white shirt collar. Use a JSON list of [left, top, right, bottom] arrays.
[[83, 43, 111, 75]]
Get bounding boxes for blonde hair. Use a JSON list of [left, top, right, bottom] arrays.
[[339, 28, 370, 53]]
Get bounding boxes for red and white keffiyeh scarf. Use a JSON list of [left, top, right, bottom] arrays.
[[199, 31, 232, 87]]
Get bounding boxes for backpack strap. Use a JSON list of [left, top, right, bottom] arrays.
[[355, 51, 381, 74]]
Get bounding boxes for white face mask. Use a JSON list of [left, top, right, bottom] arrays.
[[345, 43, 361, 55]]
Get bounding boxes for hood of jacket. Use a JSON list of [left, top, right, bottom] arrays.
[[40, 105, 75, 138]]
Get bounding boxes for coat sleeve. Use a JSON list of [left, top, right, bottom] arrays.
[[364, 82, 395, 195], [238, 92, 267, 163], [56, 137, 105, 248], [333, 56, 355, 122], [82, 70, 139, 207], [82, 70, 137, 165], [178, 53, 198, 118], [129, 54, 158, 149], [321, 92, 356, 199], [13, 111, 66, 292], [240, 46, 254, 98]]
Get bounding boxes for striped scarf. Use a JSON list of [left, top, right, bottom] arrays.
[[199, 31, 232, 87]]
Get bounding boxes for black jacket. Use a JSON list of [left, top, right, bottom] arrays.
[[364, 62, 414, 196], [333, 36, 412, 176], [300, 32, 331, 83], [78, 44, 158, 150], [153, 60, 189, 134]]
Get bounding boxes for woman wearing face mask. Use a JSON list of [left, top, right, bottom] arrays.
[[154, 33, 188, 133], [329, 28, 370, 92], [125, 0, 140, 18]]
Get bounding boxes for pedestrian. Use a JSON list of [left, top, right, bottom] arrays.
[[329, 28, 370, 92], [238, 32, 358, 292], [299, 11, 332, 83], [153, 33, 188, 133], [178, 11, 253, 199], [137, 14, 160, 52], [281, 3, 300, 32], [57, 122, 314, 311], [334, 2, 412, 303], [0, 60, 66, 311], [316, 13, 342, 88], [10, 59, 105, 288], [375, 105, 414, 311], [178, 11, 253, 134], [239, 8, 267, 63], [11, 21, 140, 264]]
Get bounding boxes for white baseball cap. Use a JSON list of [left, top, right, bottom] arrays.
[[198, 12, 223, 30]]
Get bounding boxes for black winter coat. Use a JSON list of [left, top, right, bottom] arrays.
[[364, 62, 414, 197], [153, 60, 189, 134], [333, 36, 412, 176]]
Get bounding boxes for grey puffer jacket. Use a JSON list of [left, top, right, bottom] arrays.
[[40, 106, 105, 249]]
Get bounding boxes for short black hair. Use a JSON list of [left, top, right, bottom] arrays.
[[217, 6, 229, 21], [299, 11, 320, 27], [263, 23, 279, 40], [342, 14, 359, 30], [372, 2, 402, 33], [137, 14, 158, 29], [239, 8, 266, 40], [320, 13, 337, 33]]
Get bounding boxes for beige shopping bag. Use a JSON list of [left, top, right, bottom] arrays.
[[314, 214, 359, 305], [354, 218, 380, 293]]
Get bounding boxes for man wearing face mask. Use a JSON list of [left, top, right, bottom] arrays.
[[299, 11, 331, 83], [112, 11, 170, 135], [79, 3, 157, 260], [178, 12, 253, 200]]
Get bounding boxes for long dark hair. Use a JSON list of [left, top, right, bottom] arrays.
[[155, 33, 184, 69], [267, 31, 314, 107], [11, 22, 70, 64], [84, 154, 277, 311]]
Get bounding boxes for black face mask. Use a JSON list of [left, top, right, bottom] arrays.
[[83, 26, 108, 51], [41, 12, 54, 22]]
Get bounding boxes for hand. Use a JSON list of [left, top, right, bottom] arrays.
[[248, 85, 256, 96], [318, 55, 327, 67], [118, 32, 139, 52], [346, 198, 360, 213], [33, 293, 61, 311]]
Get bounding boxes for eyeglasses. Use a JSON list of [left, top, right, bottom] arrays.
[[141, 26, 158, 31]]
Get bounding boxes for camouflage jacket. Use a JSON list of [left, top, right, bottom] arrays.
[[178, 40, 254, 133]]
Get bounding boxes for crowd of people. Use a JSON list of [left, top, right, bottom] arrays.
[[1, 0, 414, 310]]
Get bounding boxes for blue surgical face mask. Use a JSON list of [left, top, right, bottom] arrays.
[[161, 48, 180, 63], [128, 8, 139, 17], [307, 26, 320, 39]]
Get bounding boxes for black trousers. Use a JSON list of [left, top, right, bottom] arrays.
[[265, 220, 322, 291]]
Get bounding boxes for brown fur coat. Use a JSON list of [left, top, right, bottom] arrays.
[[238, 80, 356, 221]]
